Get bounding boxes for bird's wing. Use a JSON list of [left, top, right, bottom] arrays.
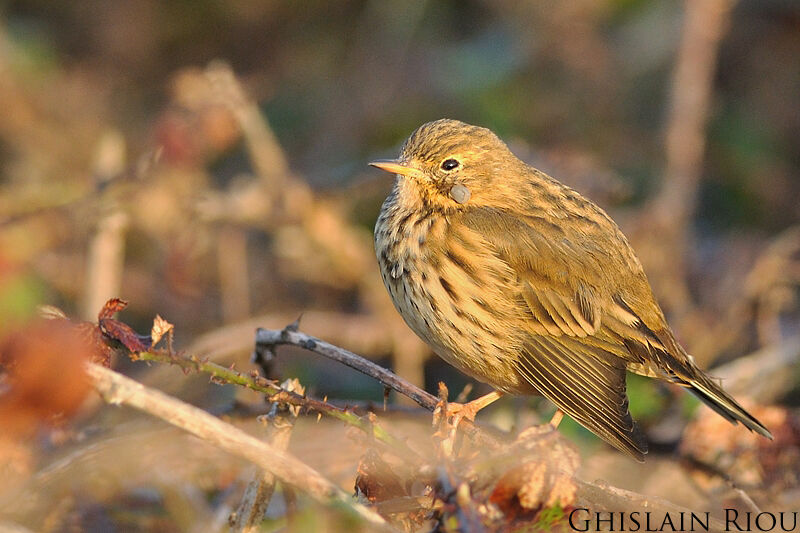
[[519, 335, 647, 460], [459, 206, 649, 460]]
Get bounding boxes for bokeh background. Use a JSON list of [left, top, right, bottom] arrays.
[[1, 1, 799, 531]]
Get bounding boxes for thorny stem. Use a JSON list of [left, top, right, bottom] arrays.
[[134, 350, 413, 455]]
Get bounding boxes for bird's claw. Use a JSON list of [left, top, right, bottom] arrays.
[[433, 400, 480, 427]]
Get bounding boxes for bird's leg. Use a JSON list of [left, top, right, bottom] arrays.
[[549, 409, 564, 429], [433, 388, 503, 456]]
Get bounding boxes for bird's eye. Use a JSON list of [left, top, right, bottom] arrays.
[[441, 158, 460, 171]]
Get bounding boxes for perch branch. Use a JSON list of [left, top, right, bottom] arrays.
[[255, 327, 438, 410], [86, 363, 392, 530], [255, 327, 503, 448]]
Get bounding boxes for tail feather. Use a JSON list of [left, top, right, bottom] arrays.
[[688, 374, 773, 440]]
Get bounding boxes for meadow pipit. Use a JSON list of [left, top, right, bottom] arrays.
[[371, 119, 772, 461]]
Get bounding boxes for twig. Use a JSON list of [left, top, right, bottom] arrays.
[[0, 522, 35, 533], [254, 327, 502, 448], [680, 455, 763, 515], [255, 327, 438, 410], [230, 411, 295, 532], [185, 311, 396, 363], [133, 350, 412, 454], [227, 398, 429, 419], [85, 363, 392, 530], [82, 209, 128, 321], [659, 0, 734, 222]]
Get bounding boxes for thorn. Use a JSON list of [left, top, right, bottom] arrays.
[[285, 314, 303, 332]]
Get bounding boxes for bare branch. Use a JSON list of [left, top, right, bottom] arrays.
[[204, 61, 291, 187], [230, 410, 295, 532], [710, 333, 800, 403], [255, 327, 438, 410]]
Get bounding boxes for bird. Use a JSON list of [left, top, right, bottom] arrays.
[[369, 118, 772, 461]]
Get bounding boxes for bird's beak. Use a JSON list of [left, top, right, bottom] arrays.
[[369, 159, 423, 179]]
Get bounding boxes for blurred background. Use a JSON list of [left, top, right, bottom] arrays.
[[1, 0, 799, 531]]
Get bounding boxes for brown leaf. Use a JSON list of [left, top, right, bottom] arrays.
[[99, 318, 152, 353], [98, 298, 128, 321], [681, 403, 800, 494], [355, 448, 407, 505]]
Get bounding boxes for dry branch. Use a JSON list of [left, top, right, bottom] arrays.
[[73, 302, 748, 530], [204, 61, 291, 188], [712, 333, 800, 403], [230, 409, 296, 532], [0, 522, 35, 533], [86, 363, 391, 530], [256, 327, 438, 410]]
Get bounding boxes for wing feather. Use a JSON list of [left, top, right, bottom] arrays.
[[515, 336, 647, 461]]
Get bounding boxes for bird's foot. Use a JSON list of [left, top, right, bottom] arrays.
[[432, 386, 503, 456]]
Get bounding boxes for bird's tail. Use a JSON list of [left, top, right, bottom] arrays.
[[687, 373, 773, 440]]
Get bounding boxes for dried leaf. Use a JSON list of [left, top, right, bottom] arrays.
[[355, 449, 407, 505], [99, 318, 152, 353], [150, 315, 174, 346], [681, 404, 800, 493], [489, 427, 579, 519], [280, 378, 305, 417], [98, 298, 128, 320]]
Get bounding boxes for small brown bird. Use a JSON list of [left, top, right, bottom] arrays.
[[371, 119, 772, 461]]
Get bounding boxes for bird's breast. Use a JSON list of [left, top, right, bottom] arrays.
[[374, 198, 530, 392]]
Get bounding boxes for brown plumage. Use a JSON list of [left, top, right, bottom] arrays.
[[371, 118, 772, 461]]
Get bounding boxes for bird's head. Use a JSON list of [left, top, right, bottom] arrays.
[[370, 119, 522, 210]]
